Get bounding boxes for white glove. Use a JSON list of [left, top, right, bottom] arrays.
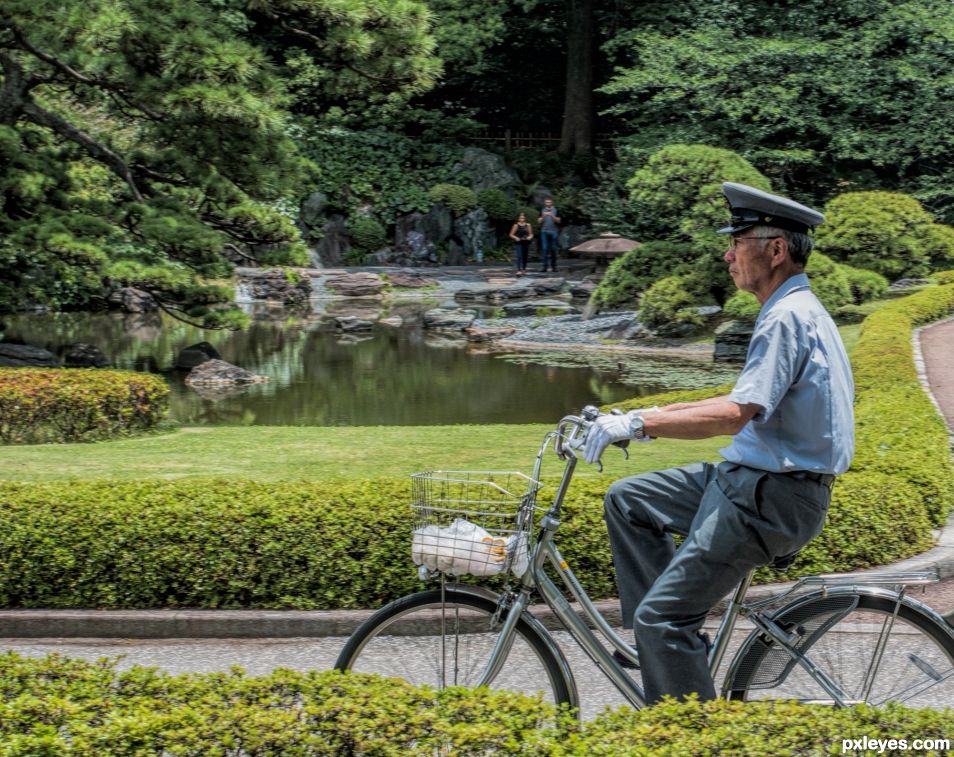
[[583, 411, 640, 464]]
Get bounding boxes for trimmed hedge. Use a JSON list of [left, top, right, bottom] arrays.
[[0, 368, 169, 444], [1, 653, 951, 756], [0, 476, 615, 609]]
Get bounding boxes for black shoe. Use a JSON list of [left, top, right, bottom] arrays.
[[612, 648, 640, 669]]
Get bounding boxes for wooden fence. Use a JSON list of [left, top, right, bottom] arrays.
[[468, 129, 614, 150]]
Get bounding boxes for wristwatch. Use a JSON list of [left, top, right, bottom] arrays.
[[628, 412, 646, 440]]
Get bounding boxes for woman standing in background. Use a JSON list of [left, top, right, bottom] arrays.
[[509, 212, 533, 275]]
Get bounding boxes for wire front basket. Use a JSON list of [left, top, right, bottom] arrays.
[[410, 470, 542, 578]]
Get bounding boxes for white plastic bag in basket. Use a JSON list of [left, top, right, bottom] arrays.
[[507, 532, 530, 578], [411, 518, 507, 576]]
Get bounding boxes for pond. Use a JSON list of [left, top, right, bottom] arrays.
[[2, 306, 739, 426]]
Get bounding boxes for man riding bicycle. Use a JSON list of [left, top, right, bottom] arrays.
[[583, 182, 855, 704]]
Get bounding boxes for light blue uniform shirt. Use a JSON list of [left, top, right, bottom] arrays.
[[721, 273, 855, 474]]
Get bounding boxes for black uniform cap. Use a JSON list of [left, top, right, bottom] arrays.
[[718, 182, 824, 235]]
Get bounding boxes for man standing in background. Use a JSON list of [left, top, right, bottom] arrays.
[[538, 197, 561, 272]]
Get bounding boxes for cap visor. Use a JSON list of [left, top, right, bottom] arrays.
[[717, 222, 755, 234]]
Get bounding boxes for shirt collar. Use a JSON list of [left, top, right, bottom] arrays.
[[757, 273, 810, 323]]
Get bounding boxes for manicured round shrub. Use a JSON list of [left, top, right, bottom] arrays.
[[476, 188, 516, 221], [815, 191, 954, 279], [0, 368, 168, 444], [591, 241, 699, 310], [428, 183, 477, 217], [627, 144, 772, 246], [347, 215, 387, 255], [638, 273, 718, 334]]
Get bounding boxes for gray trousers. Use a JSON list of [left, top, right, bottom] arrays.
[[603, 461, 831, 704]]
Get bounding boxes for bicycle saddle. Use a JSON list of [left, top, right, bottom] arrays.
[[770, 550, 800, 572]]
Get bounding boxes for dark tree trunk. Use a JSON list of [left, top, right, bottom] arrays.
[[558, 0, 594, 156]]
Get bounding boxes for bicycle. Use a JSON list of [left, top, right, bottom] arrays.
[[335, 407, 954, 714]]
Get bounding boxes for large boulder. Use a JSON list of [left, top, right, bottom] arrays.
[[452, 208, 496, 259], [185, 359, 269, 385], [176, 341, 221, 370], [108, 287, 158, 313], [313, 214, 350, 267], [63, 343, 109, 368], [415, 204, 454, 247], [559, 225, 588, 253], [450, 147, 521, 194], [299, 191, 328, 233], [324, 272, 387, 297], [0, 343, 58, 367]]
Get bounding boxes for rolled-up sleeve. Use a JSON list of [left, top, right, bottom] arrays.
[[729, 314, 799, 422]]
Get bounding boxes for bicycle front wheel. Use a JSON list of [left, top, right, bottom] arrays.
[[335, 586, 573, 707], [726, 591, 954, 706]]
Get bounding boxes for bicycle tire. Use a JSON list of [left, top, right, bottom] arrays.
[[725, 590, 954, 706], [335, 586, 573, 707]]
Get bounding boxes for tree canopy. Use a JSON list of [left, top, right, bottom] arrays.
[[602, 0, 954, 221], [0, 0, 439, 325]]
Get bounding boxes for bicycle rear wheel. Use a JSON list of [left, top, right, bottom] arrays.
[[335, 586, 573, 707], [726, 591, 954, 706]]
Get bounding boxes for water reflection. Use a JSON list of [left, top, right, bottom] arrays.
[[2, 309, 734, 426]]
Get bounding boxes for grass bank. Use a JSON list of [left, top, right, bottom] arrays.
[[0, 424, 727, 482]]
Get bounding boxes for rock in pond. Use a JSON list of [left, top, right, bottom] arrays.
[[464, 326, 517, 342], [63, 343, 109, 368], [176, 341, 221, 370], [185, 359, 269, 386], [0, 343, 58, 367], [502, 300, 578, 317], [324, 272, 387, 297], [423, 308, 477, 331]]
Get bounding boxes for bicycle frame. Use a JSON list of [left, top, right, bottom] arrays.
[[472, 416, 947, 710]]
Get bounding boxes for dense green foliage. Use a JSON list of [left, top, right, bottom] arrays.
[[298, 126, 460, 223], [346, 216, 387, 257], [816, 192, 954, 280], [0, 0, 440, 325], [0, 368, 168, 444], [626, 144, 771, 247], [1, 653, 951, 755], [603, 0, 954, 223], [477, 187, 517, 221], [428, 182, 477, 217], [638, 274, 716, 331]]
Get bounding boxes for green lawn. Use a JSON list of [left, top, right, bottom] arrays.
[[0, 424, 728, 482]]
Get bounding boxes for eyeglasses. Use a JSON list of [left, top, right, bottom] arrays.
[[727, 236, 781, 251]]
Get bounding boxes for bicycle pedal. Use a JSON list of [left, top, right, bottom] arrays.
[[612, 649, 640, 670]]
